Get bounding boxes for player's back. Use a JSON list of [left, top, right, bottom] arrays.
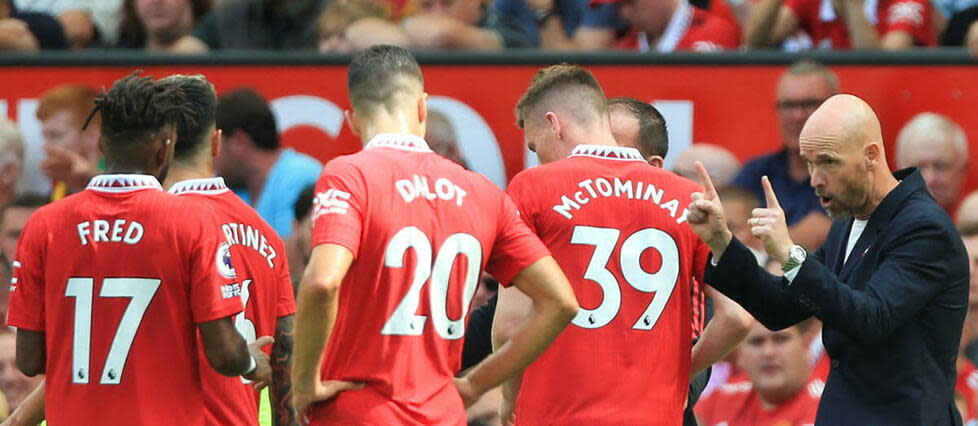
[[6, 175, 244, 426], [309, 135, 548, 425], [170, 178, 296, 426], [506, 145, 708, 426]]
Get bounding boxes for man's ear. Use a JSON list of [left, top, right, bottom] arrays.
[[647, 155, 664, 168], [344, 110, 362, 139], [544, 111, 561, 140], [418, 92, 429, 137], [211, 129, 222, 160], [865, 142, 881, 170]]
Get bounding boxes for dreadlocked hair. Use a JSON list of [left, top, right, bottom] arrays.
[[95, 71, 199, 151]]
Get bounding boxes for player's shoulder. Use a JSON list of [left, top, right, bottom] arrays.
[[509, 157, 579, 189]]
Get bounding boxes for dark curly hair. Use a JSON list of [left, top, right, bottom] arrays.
[[95, 71, 198, 153]]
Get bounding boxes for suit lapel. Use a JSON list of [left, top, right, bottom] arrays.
[[833, 168, 924, 284]]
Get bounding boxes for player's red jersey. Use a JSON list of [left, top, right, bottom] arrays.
[[694, 359, 826, 426], [957, 359, 978, 422], [170, 177, 297, 426], [616, 2, 740, 52], [784, 0, 934, 48], [308, 134, 550, 425], [506, 145, 710, 425], [6, 174, 244, 425]]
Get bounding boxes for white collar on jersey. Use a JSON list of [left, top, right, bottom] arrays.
[[87, 174, 163, 193], [364, 133, 432, 152], [638, 0, 692, 53], [569, 144, 645, 162], [820, 0, 877, 24], [168, 177, 230, 195]]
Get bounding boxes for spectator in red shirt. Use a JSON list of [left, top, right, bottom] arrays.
[[695, 321, 826, 426], [594, 0, 740, 51], [745, 0, 934, 49]]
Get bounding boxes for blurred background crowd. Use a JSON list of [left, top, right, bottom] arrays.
[[0, 0, 977, 425], [0, 0, 977, 55]]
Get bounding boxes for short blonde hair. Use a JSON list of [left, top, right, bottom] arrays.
[[0, 118, 24, 169], [515, 64, 607, 129]]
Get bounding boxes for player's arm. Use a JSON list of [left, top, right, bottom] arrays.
[[291, 244, 364, 416], [491, 284, 533, 423], [198, 316, 271, 378], [1, 381, 44, 426], [270, 314, 296, 426], [457, 256, 578, 406], [15, 329, 45, 377], [744, 0, 799, 47], [690, 286, 754, 377]]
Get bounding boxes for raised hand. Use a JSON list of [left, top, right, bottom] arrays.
[[685, 161, 733, 256], [750, 176, 794, 264]]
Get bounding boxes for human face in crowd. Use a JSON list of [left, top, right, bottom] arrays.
[[41, 110, 85, 154], [0, 332, 35, 410], [776, 73, 834, 154], [723, 197, 760, 251], [617, 0, 676, 35], [0, 205, 37, 262], [739, 323, 810, 404], [900, 134, 968, 209], [802, 137, 871, 220], [416, 0, 483, 25], [137, 0, 194, 41], [962, 234, 978, 306]]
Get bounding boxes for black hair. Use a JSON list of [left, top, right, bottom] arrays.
[[216, 88, 279, 151]]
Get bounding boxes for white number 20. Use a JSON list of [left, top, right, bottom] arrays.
[[571, 226, 679, 330], [65, 277, 161, 385], [381, 227, 482, 340]]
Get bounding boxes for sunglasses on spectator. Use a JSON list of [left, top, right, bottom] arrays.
[[776, 98, 826, 111]]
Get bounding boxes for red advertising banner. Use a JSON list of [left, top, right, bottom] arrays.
[[1, 64, 976, 196]]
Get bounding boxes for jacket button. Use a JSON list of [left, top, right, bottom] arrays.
[[831, 360, 840, 368]]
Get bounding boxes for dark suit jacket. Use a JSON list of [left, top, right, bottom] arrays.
[[706, 168, 969, 425]]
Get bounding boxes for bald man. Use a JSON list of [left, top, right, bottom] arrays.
[[686, 94, 969, 424]]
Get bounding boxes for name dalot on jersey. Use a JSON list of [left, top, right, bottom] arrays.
[[395, 174, 467, 206]]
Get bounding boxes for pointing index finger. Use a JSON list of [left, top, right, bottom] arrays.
[[694, 161, 719, 199], [761, 176, 780, 209]]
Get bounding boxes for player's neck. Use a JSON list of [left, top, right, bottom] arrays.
[[360, 117, 424, 144], [162, 162, 214, 190], [105, 162, 155, 178]]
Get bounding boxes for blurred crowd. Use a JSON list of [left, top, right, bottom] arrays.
[[1, 0, 977, 55], [0, 57, 975, 424]]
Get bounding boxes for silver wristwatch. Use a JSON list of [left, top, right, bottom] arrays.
[[781, 245, 807, 272]]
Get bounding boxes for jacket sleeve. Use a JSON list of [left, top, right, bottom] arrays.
[[786, 220, 959, 342], [705, 237, 815, 330]]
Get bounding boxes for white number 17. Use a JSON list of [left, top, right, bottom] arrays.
[[65, 277, 161, 385]]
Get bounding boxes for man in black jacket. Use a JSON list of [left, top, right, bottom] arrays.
[[686, 94, 969, 425]]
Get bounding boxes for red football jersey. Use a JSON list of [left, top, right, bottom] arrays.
[[170, 177, 297, 425], [957, 359, 978, 422], [506, 145, 709, 425], [694, 359, 826, 426], [6, 174, 244, 426], [617, 2, 741, 52], [785, 0, 934, 49], [308, 134, 550, 425]]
